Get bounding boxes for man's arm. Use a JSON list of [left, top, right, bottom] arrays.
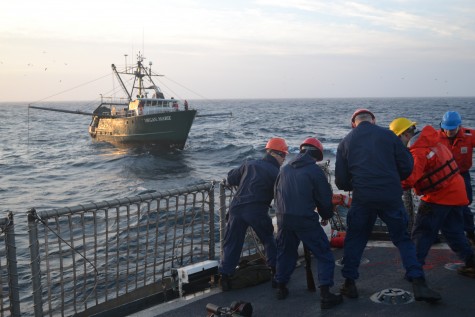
[[394, 139, 414, 181], [335, 142, 352, 191]]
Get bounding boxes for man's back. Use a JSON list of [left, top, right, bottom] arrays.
[[335, 121, 413, 208], [227, 154, 280, 210]]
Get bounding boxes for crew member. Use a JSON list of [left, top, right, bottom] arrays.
[[219, 137, 288, 291], [335, 109, 441, 303], [273, 137, 343, 309], [390, 118, 475, 278], [437, 111, 475, 245]]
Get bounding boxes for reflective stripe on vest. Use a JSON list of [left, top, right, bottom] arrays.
[[414, 143, 460, 194]]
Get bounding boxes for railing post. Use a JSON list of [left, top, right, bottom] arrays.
[[208, 182, 215, 260], [5, 212, 21, 317], [218, 180, 227, 260], [27, 208, 44, 317]]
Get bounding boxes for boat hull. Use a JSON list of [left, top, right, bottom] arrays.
[[89, 109, 197, 149]]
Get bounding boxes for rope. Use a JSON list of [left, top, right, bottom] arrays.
[[28, 72, 113, 106], [31, 212, 98, 304]]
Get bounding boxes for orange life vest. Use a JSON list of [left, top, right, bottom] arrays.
[[438, 127, 475, 173], [413, 142, 459, 195], [331, 193, 352, 208]]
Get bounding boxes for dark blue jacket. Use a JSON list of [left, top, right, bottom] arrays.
[[335, 121, 413, 208], [227, 153, 281, 212], [274, 152, 333, 230]]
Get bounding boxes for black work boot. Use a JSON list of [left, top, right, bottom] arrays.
[[467, 232, 475, 246], [340, 278, 358, 298], [412, 277, 441, 303], [220, 274, 232, 291], [276, 283, 289, 300], [457, 254, 475, 278], [270, 266, 277, 288], [320, 285, 343, 309]]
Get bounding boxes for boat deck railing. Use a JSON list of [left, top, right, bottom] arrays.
[[0, 181, 397, 317], [0, 213, 20, 317]]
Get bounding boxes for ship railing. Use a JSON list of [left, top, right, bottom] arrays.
[[0, 212, 21, 317], [27, 183, 217, 317], [99, 96, 129, 105], [0, 180, 400, 317]]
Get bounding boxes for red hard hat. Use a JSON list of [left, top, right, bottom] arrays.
[[351, 108, 375, 123], [300, 137, 324, 161], [265, 137, 288, 154]]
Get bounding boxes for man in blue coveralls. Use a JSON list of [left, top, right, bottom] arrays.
[[335, 109, 441, 303], [274, 137, 343, 309], [219, 137, 288, 291]]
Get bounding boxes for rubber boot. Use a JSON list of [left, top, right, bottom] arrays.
[[270, 266, 277, 288], [320, 285, 343, 309], [276, 283, 289, 300], [220, 274, 232, 291], [340, 278, 358, 298], [466, 231, 475, 246], [457, 254, 475, 278], [412, 277, 441, 303]]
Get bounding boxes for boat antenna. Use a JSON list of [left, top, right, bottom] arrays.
[[124, 54, 128, 72], [142, 27, 145, 57]]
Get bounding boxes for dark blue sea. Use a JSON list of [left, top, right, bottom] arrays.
[[1, 97, 474, 315]]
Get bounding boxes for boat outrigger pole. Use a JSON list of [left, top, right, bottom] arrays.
[[28, 105, 95, 116], [28, 105, 117, 118], [111, 64, 132, 101]]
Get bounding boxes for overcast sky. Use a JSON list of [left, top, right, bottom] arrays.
[[1, 0, 475, 102]]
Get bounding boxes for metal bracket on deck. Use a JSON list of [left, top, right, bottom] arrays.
[[172, 260, 219, 298]]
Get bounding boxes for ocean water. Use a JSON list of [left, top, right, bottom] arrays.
[[1, 97, 474, 215]]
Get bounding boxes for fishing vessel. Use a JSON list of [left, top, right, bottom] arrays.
[[30, 53, 200, 150], [88, 53, 197, 149]]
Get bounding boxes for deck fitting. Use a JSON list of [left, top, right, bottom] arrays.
[[444, 262, 463, 271], [370, 288, 414, 305]]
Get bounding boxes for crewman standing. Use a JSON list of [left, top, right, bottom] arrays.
[[335, 109, 441, 303], [219, 137, 288, 291], [437, 111, 475, 245], [390, 118, 475, 279], [274, 137, 343, 309]]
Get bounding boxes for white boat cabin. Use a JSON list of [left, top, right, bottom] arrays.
[[111, 98, 187, 117]]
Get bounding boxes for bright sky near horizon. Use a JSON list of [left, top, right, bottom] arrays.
[[1, 0, 475, 102]]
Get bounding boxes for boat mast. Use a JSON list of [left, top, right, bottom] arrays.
[[113, 52, 164, 100]]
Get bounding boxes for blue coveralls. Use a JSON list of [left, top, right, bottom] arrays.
[[461, 172, 475, 234], [413, 202, 473, 266], [335, 121, 424, 281], [274, 152, 335, 287], [219, 153, 280, 276]]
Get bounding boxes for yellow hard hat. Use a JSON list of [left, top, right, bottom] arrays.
[[389, 118, 417, 136]]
